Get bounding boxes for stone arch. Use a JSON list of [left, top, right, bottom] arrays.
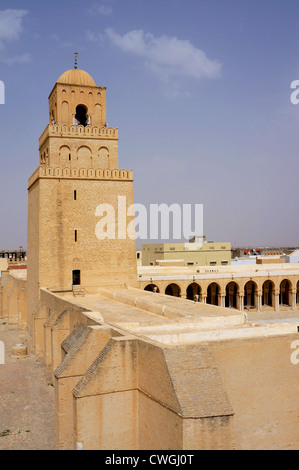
[[99, 146, 109, 169], [144, 284, 160, 293], [77, 145, 91, 158], [165, 283, 181, 297], [207, 282, 221, 306], [225, 281, 239, 309], [94, 103, 102, 125], [77, 146, 92, 166], [262, 280, 275, 308], [61, 101, 69, 124], [59, 145, 71, 165], [280, 279, 291, 307], [186, 282, 201, 301], [244, 280, 257, 309]]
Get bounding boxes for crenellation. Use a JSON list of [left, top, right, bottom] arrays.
[[39, 124, 118, 148], [28, 166, 134, 189]]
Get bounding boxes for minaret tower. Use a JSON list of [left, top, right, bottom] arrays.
[[27, 58, 137, 319]]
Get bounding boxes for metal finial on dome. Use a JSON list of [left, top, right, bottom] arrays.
[[74, 52, 78, 69]]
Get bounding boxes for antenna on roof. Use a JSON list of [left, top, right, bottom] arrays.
[[74, 52, 78, 69]]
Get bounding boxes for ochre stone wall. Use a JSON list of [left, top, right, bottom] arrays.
[[211, 335, 299, 450], [1, 274, 299, 450]]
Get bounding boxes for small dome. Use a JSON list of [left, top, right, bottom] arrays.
[[57, 69, 96, 87]]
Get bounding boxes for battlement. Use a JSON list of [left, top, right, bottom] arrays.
[[39, 124, 118, 147], [28, 166, 133, 189]]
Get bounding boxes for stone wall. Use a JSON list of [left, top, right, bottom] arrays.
[[1, 272, 299, 450]]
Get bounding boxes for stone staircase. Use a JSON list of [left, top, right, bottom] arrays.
[[72, 285, 85, 297]]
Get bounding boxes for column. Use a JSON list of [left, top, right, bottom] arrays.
[[274, 291, 280, 311], [238, 294, 244, 312], [291, 290, 297, 310], [220, 295, 226, 308], [257, 293, 262, 312]]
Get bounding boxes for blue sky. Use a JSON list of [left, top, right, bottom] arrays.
[[0, 0, 299, 249]]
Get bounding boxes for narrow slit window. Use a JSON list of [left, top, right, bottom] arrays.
[[75, 230, 77, 242], [74, 190, 77, 201], [69, 154, 71, 161]]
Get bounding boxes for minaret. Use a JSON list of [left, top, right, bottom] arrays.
[[27, 60, 137, 322]]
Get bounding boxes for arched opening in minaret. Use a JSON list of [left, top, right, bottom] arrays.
[[75, 104, 88, 127]]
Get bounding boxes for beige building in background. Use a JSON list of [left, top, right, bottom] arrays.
[[142, 240, 231, 267]]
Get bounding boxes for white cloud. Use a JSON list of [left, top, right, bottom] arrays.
[[86, 30, 104, 44], [0, 9, 28, 44], [105, 28, 222, 82], [0, 9, 29, 64], [1, 53, 31, 65], [88, 2, 113, 16]]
